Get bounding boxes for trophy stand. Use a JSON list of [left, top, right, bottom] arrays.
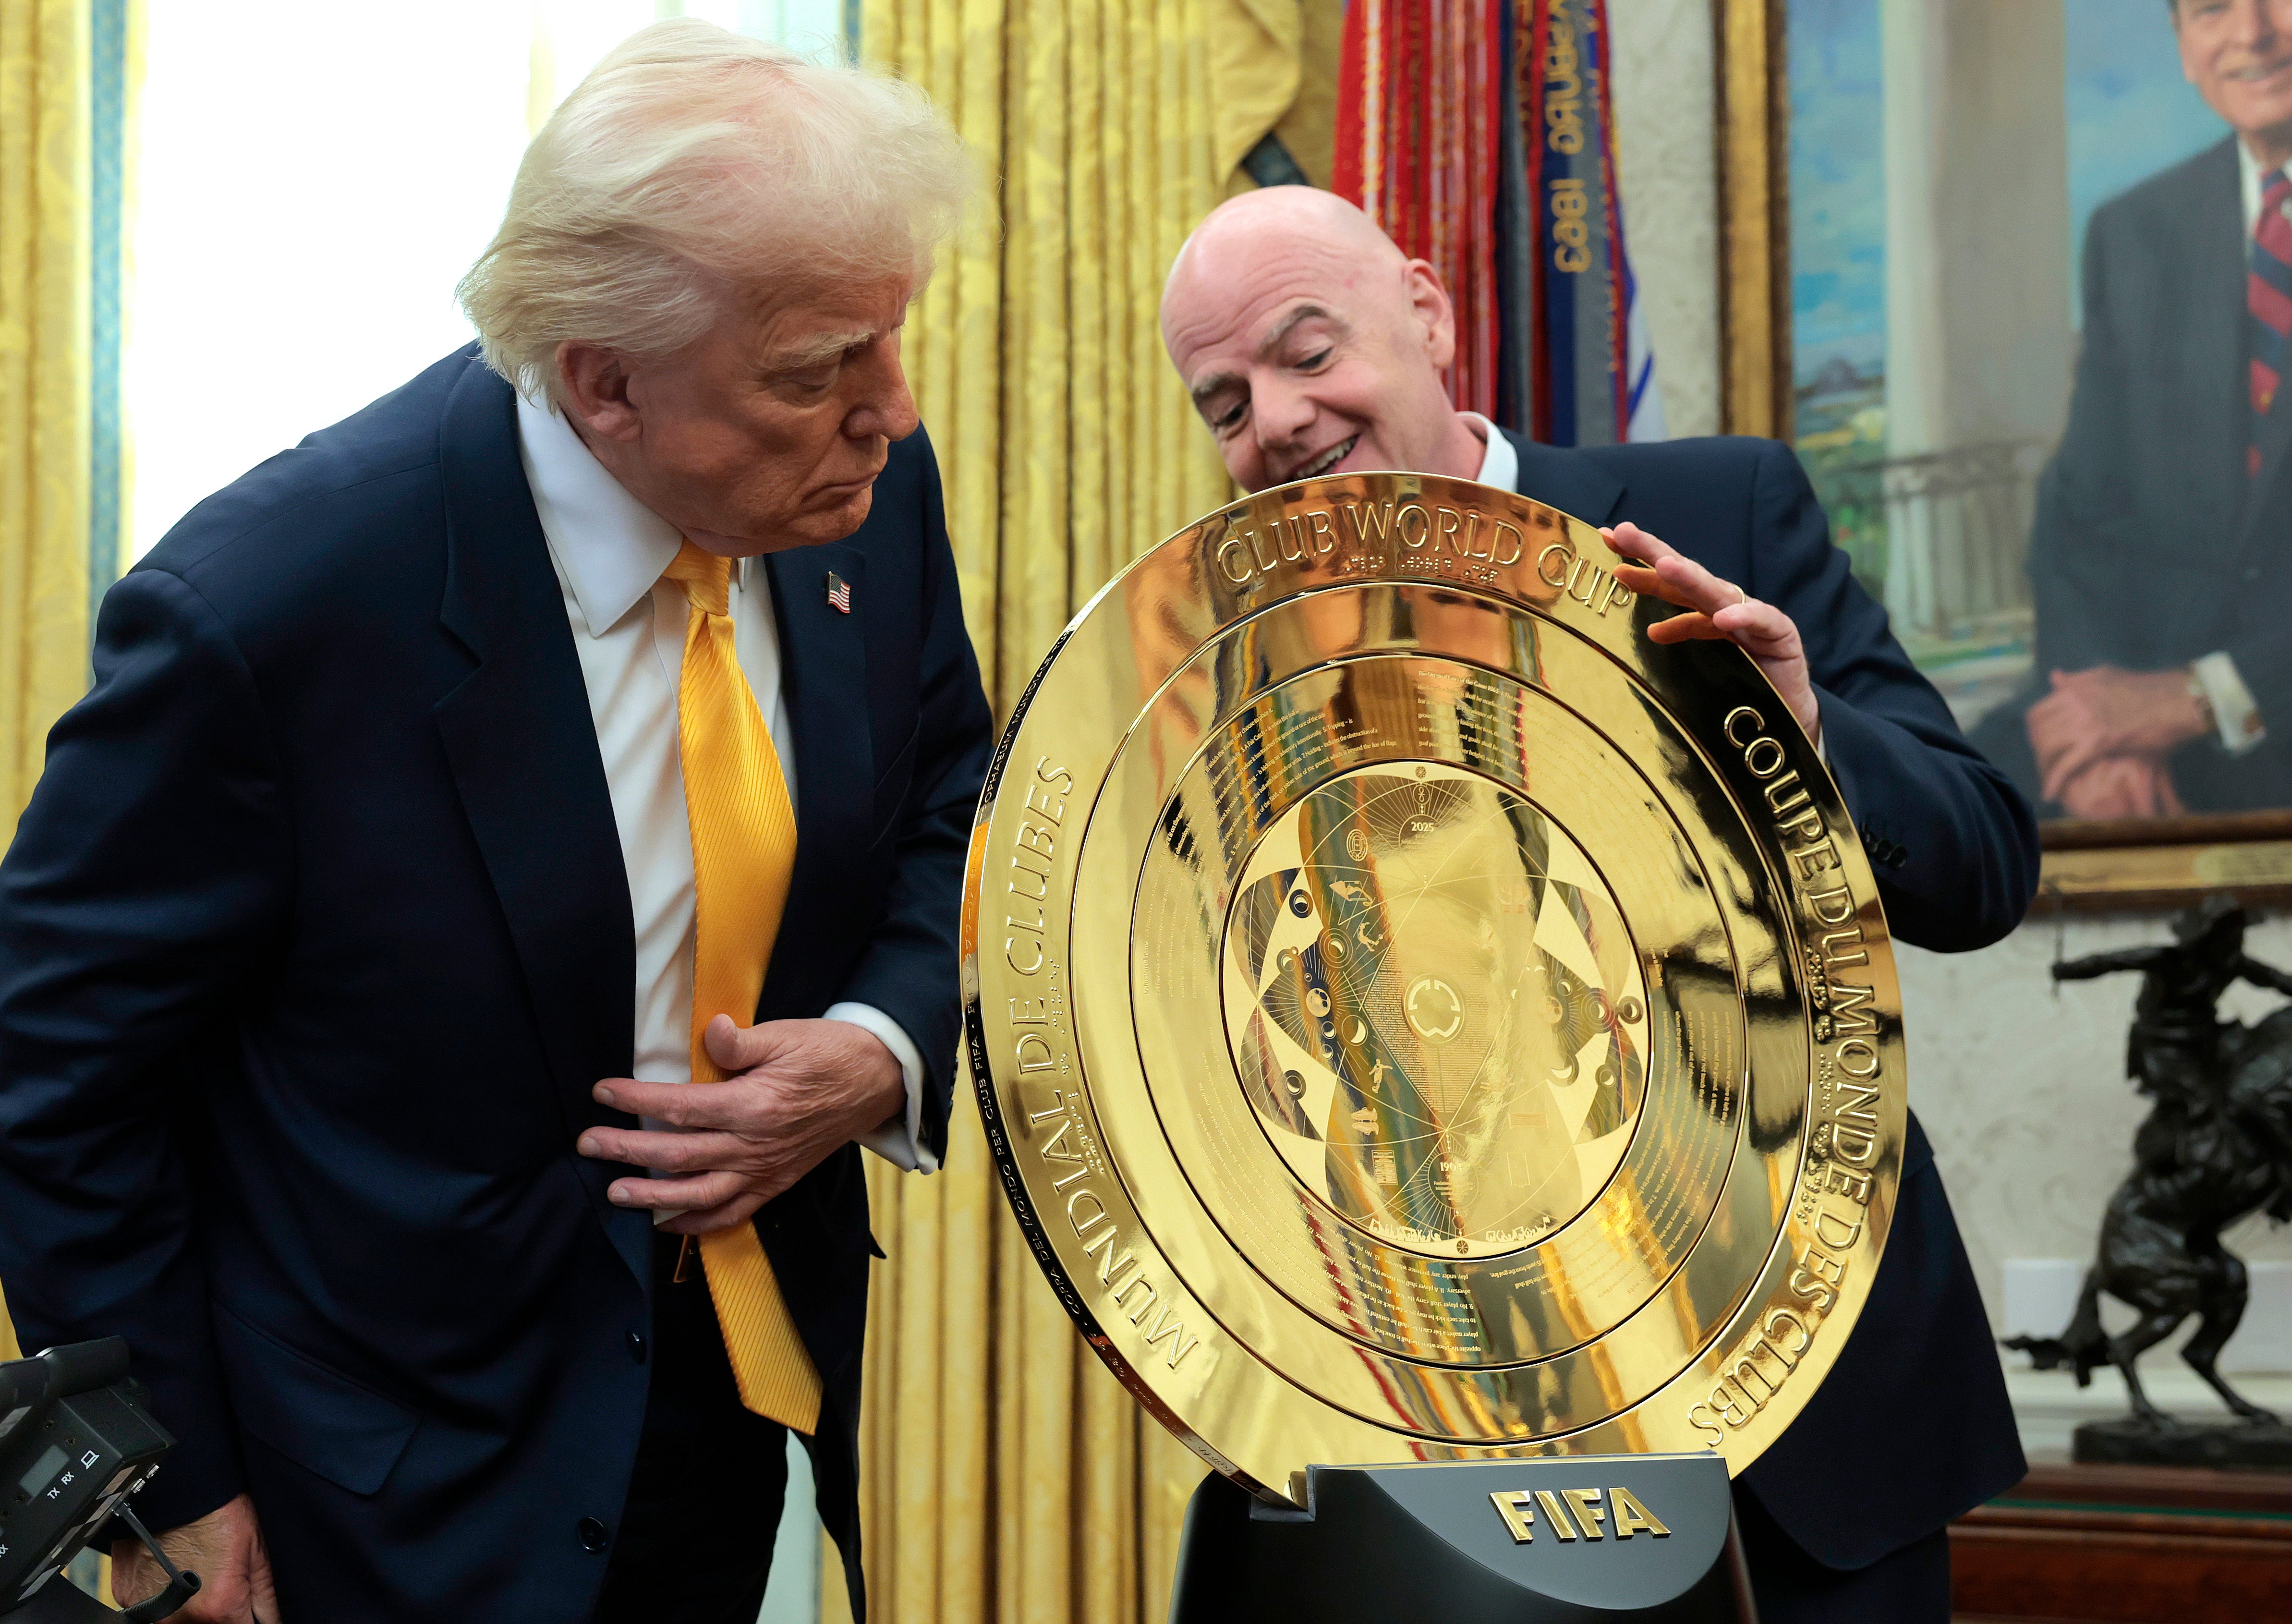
[[1167, 1454, 1756, 1624]]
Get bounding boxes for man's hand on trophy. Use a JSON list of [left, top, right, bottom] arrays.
[[1603, 521, 1821, 746], [578, 1017, 906, 1233], [113, 1492, 279, 1624], [2027, 664, 2210, 807]]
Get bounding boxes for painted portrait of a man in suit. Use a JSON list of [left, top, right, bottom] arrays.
[[1790, 0, 2292, 828], [1975, 0, 2292, 818]]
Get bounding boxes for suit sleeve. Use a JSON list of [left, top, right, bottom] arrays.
[[2218, 558, 2292, 755], [0, 568, 291, 1531], [1746, 441, 2041, 952], [830, 442, 994, 1170], [2026, 209, 2145, 679]]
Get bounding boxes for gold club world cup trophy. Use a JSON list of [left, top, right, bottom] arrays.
[[963, 474, 1904, 1623]]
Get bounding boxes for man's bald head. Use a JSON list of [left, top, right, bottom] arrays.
[[1163, 188, 1412, 310], [1160, 188, 1484, 492]]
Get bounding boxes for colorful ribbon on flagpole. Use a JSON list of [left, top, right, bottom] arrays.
[[1334, 0, 1503, 417], [1335, 0, 1664, 447]]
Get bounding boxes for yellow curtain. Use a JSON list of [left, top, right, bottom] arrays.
[[0, 0, 117, 844], [1, 0, 129, 1378], [832, 5, 1303, 1621]]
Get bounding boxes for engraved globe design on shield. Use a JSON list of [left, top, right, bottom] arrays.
[[1221, 763, 1650, 1257]]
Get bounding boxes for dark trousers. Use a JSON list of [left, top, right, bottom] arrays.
[[594, 1233, 791, 1624], [1734, 1488, 1951, 1624]]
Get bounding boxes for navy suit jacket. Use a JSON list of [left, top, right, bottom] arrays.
[[0, 348, 992, 1621], [1504, 428, 2038, 1568]]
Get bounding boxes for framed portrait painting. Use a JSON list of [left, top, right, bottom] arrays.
[[1718, 0, 2292, 907]]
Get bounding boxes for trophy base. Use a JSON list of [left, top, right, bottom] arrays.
[[2074, 1416, 2292, 1470], [1167, 1455, 1754, 1624]]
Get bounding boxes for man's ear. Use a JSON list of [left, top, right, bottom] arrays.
[[1402, 259, 1459, 373], [555, 342, 643, 443]]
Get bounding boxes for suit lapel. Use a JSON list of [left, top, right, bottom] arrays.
[[1504, 429, 1627, 525], [760, 544, 872, 1017], [429, 361, 649, 1285]]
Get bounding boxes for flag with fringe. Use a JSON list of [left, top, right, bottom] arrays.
[[1334, 0, 1664, 448]]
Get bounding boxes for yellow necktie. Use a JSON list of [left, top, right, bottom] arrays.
[[663, 539, 823, 1435]]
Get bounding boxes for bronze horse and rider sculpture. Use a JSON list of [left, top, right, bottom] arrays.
[[2007, 897, 2292, 1442]]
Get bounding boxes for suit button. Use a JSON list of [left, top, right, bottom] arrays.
[[577, 1517, 610, 1554], [626, 1330, 647, 1364], [1885, 846, 1907, 869]]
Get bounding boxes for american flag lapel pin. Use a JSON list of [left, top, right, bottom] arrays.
[[825, 571, 851, 614]]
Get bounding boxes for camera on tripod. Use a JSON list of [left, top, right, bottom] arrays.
[[0, 1339, 195, 1623]]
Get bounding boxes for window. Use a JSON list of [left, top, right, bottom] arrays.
[[129, 0, 849, 560]]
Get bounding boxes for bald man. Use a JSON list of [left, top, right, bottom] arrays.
[[1162, 188, 2040, 1624]]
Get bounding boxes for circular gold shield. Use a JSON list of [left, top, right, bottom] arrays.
[[963, 473, 1904, 1503]]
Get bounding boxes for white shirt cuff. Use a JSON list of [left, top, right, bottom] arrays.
[[825, 1001, 938, 1174], [2192, 652, 2267, 756]]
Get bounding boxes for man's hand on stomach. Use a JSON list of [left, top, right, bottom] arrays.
[[576, 1018, 906, 1233]]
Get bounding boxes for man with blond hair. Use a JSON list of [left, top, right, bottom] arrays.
[[1162, 185, 2038, 1624], [0, 22, 986, 1622]]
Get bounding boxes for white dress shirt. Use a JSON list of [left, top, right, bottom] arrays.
[[1463, 410, 1520, 492], [2242, 139, 2285, 237], [514, 391, 934, 1177]]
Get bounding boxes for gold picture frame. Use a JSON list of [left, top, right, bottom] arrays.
[[1715, 0, 1792, 444], [1713, 0, 2292, 911]]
